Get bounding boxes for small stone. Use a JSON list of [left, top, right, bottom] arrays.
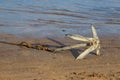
[[62, 30, 66, 32]]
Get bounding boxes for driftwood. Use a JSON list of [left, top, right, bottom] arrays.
[[54, 25, 100, 60]]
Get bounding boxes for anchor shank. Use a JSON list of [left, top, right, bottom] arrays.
[[54, 43, 87, 52]]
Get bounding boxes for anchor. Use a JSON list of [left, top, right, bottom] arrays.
[[54, 25, 100, 60], [0, 25, 100, 60]]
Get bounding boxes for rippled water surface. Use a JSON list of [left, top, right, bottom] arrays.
[[0, 0, 120, 37]]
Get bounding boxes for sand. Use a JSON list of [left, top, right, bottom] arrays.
[[0, 33, 120, 80]]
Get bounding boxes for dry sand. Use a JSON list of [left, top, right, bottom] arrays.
[[0, 33, 120, 80]]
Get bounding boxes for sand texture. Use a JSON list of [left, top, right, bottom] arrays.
[[0, 33, 120, 80]]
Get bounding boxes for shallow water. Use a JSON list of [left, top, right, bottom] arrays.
[[0, 0, 120, 37]]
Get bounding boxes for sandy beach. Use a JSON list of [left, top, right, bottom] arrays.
[[0, 0, 120, 80], [0, 33, 120, 80]]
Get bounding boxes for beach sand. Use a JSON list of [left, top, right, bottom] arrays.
[[0, 33, 120, 80]]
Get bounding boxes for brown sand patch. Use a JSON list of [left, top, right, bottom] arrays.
[[0, 33, 120, 80]]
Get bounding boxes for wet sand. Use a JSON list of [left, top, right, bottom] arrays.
[[0, 33, 120, 80]]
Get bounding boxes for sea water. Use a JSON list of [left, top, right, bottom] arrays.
[[0, 0, 120, 37]]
